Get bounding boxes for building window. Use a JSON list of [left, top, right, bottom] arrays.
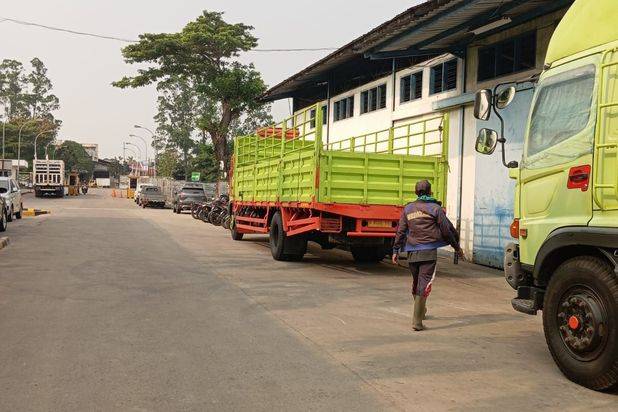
[[430, 60, 457, 95], [333, 96, 354, 121], [400, 71, 423, 103], [360, 84, 387, 114], [477, 31, 537, 82], [310, 105, 328, 128]]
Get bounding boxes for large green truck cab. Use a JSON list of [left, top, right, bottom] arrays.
[[473, 0, 617, 391]]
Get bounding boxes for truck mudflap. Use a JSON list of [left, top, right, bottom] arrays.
[[504, 242, 543, 315], [512, 286, 545, 315], [504, 242, 528, 289]]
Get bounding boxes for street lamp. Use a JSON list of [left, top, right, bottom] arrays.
[[133, 125, 157, 177], [129, 134, 148, 176], [124, 142, 142, 176], [123, 144, 138, 175], [18, 118, 45, 168], [34, 129, 55, 160]]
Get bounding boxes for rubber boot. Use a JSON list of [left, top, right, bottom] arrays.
[[412, 296, 427, 331], [413, 296, 428, 320]]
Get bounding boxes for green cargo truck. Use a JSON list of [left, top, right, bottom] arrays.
[[473, 0, 617, 391], [230, 104, 449, 262]]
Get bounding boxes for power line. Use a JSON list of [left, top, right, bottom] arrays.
[[0, 17, 137, 43], [253, 47, 337, 52], [0, 16, 338, 52]]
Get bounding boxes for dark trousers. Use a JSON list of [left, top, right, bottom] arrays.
[[408, 260, 437, 297]]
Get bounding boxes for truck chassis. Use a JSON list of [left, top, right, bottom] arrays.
[[232, 201, 399, 262]]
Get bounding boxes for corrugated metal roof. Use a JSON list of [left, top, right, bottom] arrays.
[[262, 0, 572, 102]]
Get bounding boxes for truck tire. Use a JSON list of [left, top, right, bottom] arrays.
[[542, 256, 618, 391], [57, 187, 64, 198], [0, 209, 7, 232], [351, 246, 386, 263], [6, 206, 12, 222], [269, 212, 306, 261], [15, 203, 22, 219], [231, 224, 243, 241], [34, 189, 41, 198]]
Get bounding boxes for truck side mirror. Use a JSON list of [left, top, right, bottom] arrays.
[[475, 128, 499, 155], [496, 86, 516, 109], [474, 89, 492, 121]]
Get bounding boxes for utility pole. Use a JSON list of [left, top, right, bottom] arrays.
[[133, 125, 157, 177]]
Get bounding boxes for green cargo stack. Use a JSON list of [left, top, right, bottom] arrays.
[[232, 105, 449, 207]]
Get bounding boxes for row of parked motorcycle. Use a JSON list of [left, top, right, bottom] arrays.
[[190, 194, 232, 229]]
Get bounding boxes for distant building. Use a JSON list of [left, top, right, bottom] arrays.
[[81, 144, 99, 161], [55, 141, 99, 161], [0, 159, 28, 180]]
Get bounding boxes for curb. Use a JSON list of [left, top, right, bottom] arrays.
[[22, 208, 50, 217], [0, 237, 9, 251]]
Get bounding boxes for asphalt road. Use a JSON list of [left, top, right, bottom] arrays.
[[0, 189, 615, 411]]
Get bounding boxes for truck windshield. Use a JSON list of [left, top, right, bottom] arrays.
[[527, 65, 595, 157]]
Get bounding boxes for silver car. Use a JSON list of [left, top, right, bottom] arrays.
[[0, 196, 7, 232], [0, 177, 23, 221]]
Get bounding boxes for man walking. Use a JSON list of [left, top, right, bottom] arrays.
[[392, 180, 464, 331]]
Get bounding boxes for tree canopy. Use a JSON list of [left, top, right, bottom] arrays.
[[114, 11, 270, 177], [0, 57, 61, 163], [55, 140, 94, 181]]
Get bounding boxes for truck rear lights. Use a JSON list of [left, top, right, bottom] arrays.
[[567, 165, 591, 191], [510, 218, 520, 239], [366, 219, 393, 228]]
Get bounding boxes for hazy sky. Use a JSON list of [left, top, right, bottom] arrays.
[[1, 0, 421, 158]]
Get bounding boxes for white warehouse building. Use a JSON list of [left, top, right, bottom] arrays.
[[262, 0, 573, 268]]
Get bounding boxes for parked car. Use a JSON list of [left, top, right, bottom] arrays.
[[172, 184, 206, 214], [0, 177, 23, 221], [134, 184, 155, 205], [139, 186, 166, 208], [0, 196, 7, 232]]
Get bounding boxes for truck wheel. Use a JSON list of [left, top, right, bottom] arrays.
[[15, 204, 22, 219], [351, 246, 386, 263], [6, 207, 13, 222], [0, 209, 7, 232], [543, 256, 618, 391], [269, 212, 306, 261], [34, 189, 41, 198], [231, 225, 243, 241]]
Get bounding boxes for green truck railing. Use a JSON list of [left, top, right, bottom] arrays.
[[233, 104, 449, 206]]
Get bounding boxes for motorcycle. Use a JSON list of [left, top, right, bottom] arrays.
[[207, 194, 229, 226]]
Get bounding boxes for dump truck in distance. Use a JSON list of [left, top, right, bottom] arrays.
[[229, 103, 449, 263], [33, 159, 65, 197], [473, 0, 617, 391]]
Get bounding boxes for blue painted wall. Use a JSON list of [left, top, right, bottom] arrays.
[[473, 88, 534, 268]]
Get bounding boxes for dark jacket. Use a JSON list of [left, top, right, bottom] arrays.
[[393, 199, 460, 254]]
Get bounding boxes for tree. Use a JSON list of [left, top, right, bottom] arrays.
[[0, 57, 61, 162], [156, 149, 181, 178], [55, 141, 94, 181], [24, 58, 60, 119], [154, 76, 198, 180], [0, 59, 28, 119], [114, 11, 268, 174]]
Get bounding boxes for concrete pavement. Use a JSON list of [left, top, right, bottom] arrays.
[[0, 189, 615, 411]]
